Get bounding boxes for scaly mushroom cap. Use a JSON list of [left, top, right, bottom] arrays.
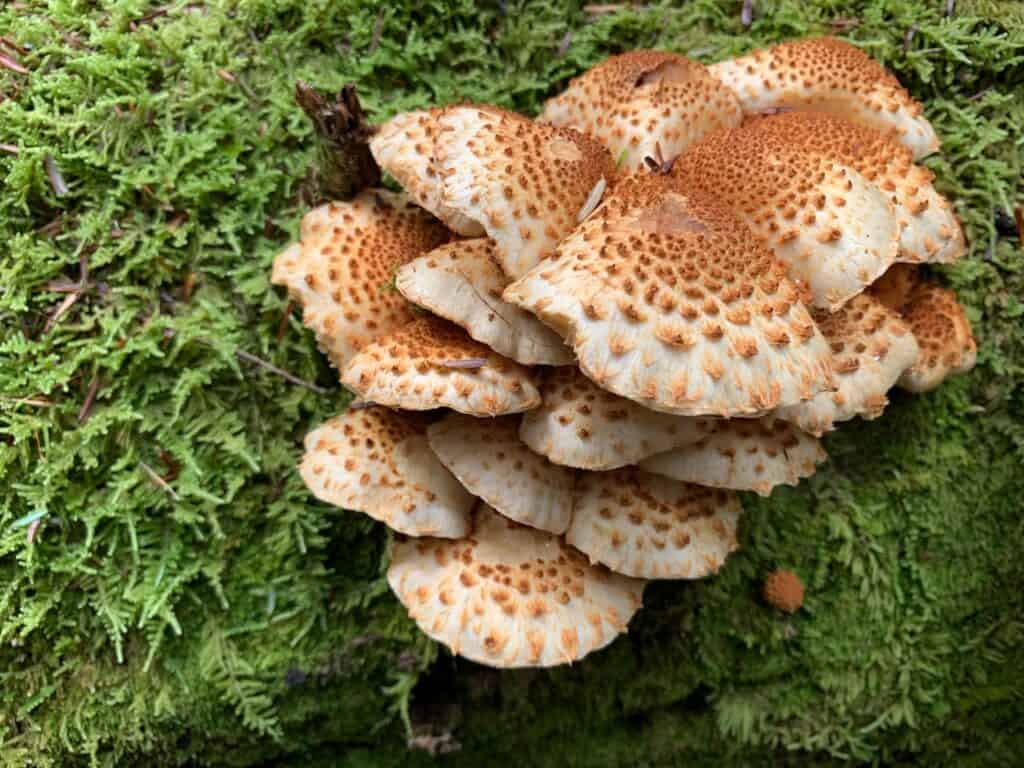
[[434, 105, 615, 278], [520, 366, 714, 470], [504, 172, 836, 416], [640, 418, 826, 496], [708, 36, 939, 159], [271, 190, 450, 370], [540, 50, 742, 172], [341, 316, 541, 416], [567, 469, 741, 579], [897, 284, 977, 393], [741, 112, 965, 264], [775, 294, 920, 435], [396, 238, 573, 366], [869, 263, 923, 313], [674, 124, 901, 311], [763, 569, 804, 613], [387, 504, 645, 668], [427, 413, 576, 534], [299, 407, 472, 537], [368, 109, 485, 237]]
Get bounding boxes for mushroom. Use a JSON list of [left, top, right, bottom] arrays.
[[520, 366, 715, 470], [299, 407, 472, 537], [387, 503, 645, 668], [708, 36, 939, 159], [341, 315, 541, 416], [504, 172, 836, 417], [395, 238, 573, 366], [897, 283, 977, 393], [271, 190, 450, 370], [763, 569, 804, 614], [427, 413, 575, 534], [774, 293, 920, 435], [433, 105, 615, 278], [640, 418, 826, 496], [540, 50, 742, 172], [869, 263, 923, 314], [567, 469, 741, 579]]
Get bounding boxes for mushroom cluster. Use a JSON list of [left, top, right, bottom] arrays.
[[272, 37, 975, 669]]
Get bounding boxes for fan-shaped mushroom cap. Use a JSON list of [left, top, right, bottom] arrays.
[[434, 105, 615, 279], [708, 36, 939, 159], [427, 413, 575, 534], [387, 504, 645, 668], [897, 284, 977, 392], [369, 109, 483, 237], [775, 294, 920, 435], [870, 263, 922, 313], [674, 124, 901, 310], [300, 408, 472, 537], [341, 316, 540, 416], [271, 190, 450, 370], [640, 418, 826, 496], [395, 238, 573, 366], [504, 173, 835, 416], [520, 366, 714, 470], [567, 469, 741, 579], [540, 50, 742, 172]]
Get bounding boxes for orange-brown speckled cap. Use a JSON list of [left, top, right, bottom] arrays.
[[897, 283, 977, 393]]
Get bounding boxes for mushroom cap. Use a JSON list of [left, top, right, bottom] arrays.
[[341, 316, 541, 416], [640, 418, 826, 496], [299, 407, 472, 537], [520, 366, 714, 470], [387, 503, 645, 668], [897, 284, 977, 393], [395, 238, 573, 366], [271, 190, 450, 370], [708, 36, 939, 159], [540, 50, 742, 172], [434, 105, 615, 278], [763, 569, 804, 613], [775, 293, 920, 435], [369, 109, 485, 236], [869, 263, 923, 314], [567, 469, 741, 579], [427, 413, 575, 534], [674, 123, 901, 311], [504, 172, 836, 417]]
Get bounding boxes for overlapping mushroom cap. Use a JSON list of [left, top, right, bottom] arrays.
[[505, 172, 836, 416], [897, 283, 977, 392], [387, 504, 645, 668], [540, 50, 742, 172], [708, 36, 939, 159]]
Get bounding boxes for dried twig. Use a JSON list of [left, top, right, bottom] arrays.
[[903, 24, 918, 54], [140, 461, 180, 501], [1, 395, 54, 407], [0, 144, 19, 155], [945, 0, 955, 17], [741, 0, 754, 27], [77, 376, 101, 424], [234, 348, 330, 394], [828, 17, 860, 32], [0, 52, 28, 74], [584, 3, 625, 13], [44, 155, 69, 196], [276, 300, 293, 342], [556, 30, 572, 58]]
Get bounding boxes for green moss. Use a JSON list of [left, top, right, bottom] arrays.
[[0, 1, 1021, 766]]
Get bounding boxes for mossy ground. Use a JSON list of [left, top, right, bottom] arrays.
[[1, 1, 1022, 766]]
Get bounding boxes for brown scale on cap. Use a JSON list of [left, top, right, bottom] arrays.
[[540, 50, 742, 172], [870, 263, 923, 314], [271, 190, 450, 371], [708, 36, 939, 159], [567, 469, 742, 580], [434, 105, 615, 279], [387, 504, 645, 668], [897, 283, 977, 393], [763, 569, 804, 614], [341, 315, 541, 416], [299, 407, 473, 537], [504, 172, 835, 417], [775, 293, 920, 435]]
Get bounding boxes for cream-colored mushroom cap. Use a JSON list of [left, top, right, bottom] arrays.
[[775, 294, 920, 435], [708, 36, 939, 159], [387, 504, 645, 668], [299, 407, 472, 537], [640, 418, 826, 496], [540, 50, 742, 172], [869, 263, 922, 314], [504, 172, 835, 416], [434, 105, 615, 279], [567, 469, 741, 579], [897, 284, 977, 393], [341, 316, 540, 416], [427, 413, 575, 534], [271, 190, 450, 370], [396, 238, 573, 366], [520, 366, 714, 470]]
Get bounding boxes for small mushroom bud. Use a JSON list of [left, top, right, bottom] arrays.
[[763, 569, 804, 613]]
